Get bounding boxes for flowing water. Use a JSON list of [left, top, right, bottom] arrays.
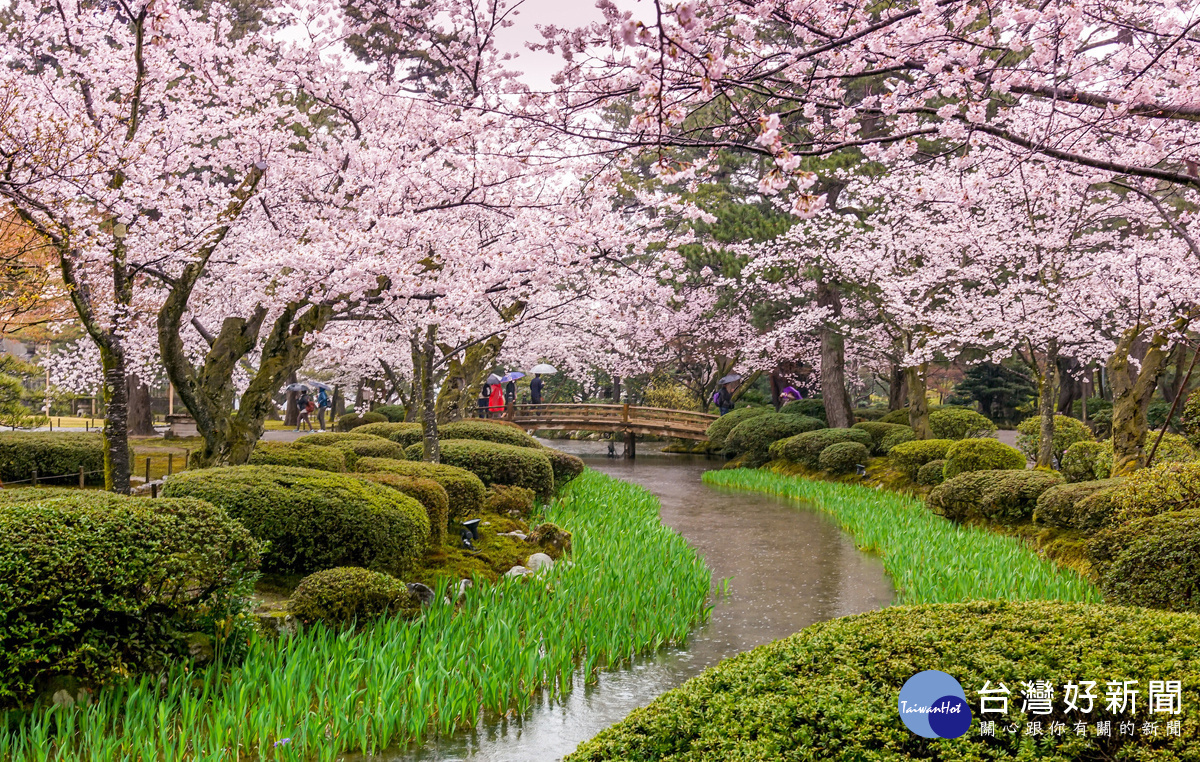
[[394, 451, 894, 762]]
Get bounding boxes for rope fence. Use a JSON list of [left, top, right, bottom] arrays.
[[1, 468, 103, 488]]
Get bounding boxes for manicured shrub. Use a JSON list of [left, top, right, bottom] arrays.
[[570, 600, 1200, 761], [357, 472, 449, 545], [0, 432, 108, 485], [436, 440, 556, 499], [295, 431, 386, 447], [778, 399, 826, 421], [887, 438, 953, 479], [942, 437, 1026, 479], [850, 421, 913, 455], [817, 441, 868, 474], [288, 567, 420, 627], [484, 484, 537, 517], [928, 406, 997, 440], [162, 466, 429, 575], [928, 469, 1064, 524], [248, 441, 347, 472], [335, 411, 388, 431], [353, 421, 421, 441], [391, 426, 427, 449], [1089, 408, 1113, 439], [403, 441, 426, 461], [370, 404, 409, 423], [1016, 414, 1094, 463], [878, 407, 909, 425], [1184, 387, 1200, 449], [541, 447, 585, 486], [1109, 461, 1200, 525], [915, 459, 946, 486], [1093, 433, 1197, 478], [726, 413, 826, 467], [439, 421, 541, 449], [1073, 485, 1123, 531], [328, 438, 409, 469], [703, 407, 769, 449], [0, 493, 260, 706], [1060, 440, 1104, 482], [770, 427, 872, 469], [1034, 478, 1125, 530], [1093, 511, 1200, 613], [852, 407, 888, 421], [877, 427, 915, 454], [355, 456, 486, 521]]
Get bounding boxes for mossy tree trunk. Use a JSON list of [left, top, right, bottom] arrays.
[[436, 332, 505, 422], [817, 280, 853, 428], [1025, 338, 1061, 469], [126, 373, 155, 436], [1108, 327, 1173, 476], [416, 325, 441, 463], [905, 363, 932, 439], [98, 344, 131, 493], [888, 362, 907, 411]]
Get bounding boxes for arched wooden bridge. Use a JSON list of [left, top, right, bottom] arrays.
[[484, 403, 717, 441]]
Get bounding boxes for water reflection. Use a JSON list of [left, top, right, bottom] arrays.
[[392, 455, 893, 762]]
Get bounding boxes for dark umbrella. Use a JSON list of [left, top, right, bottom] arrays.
[[717, 373, 742, 385], [306, 381, 333, 391], [285, 382, 311, 392], [485, 374, 502, 385]]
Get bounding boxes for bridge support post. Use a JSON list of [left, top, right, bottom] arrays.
[[624, 430, 636, 460]]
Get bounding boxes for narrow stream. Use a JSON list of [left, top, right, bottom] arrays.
[[394, 450, 894, 762]]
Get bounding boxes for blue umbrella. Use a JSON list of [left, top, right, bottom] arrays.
[[500, 371, 525, 383]]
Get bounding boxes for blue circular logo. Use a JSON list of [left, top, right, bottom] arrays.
[[898, 670, 972, 739]]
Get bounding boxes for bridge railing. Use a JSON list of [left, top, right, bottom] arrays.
[[469, 402, 717, 430]]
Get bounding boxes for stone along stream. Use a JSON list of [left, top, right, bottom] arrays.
[[395, 454, 894, 762]]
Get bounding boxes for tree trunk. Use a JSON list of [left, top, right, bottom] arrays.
[[436, 333, 504, 422], [419, 325, 440, 463], [284, 371, 299, 427], [770, 370, 782, 411], [1035, 340, 1060, 469], [126, 374, 156, 436], [905, 364, 932, 439], [888, 363, 907, 411], [817, 281, 853, 428], [98, 344, 131, 493], [1108, 328, 1173, 476]]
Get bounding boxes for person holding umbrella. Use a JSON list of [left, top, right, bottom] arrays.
[[715, 373, 741, 416], [500, 371, 524, 414], [529, 364, 555, 407], [296, 389, 315, 431], [487, 374, 504, 418]]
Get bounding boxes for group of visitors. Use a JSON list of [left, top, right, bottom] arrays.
[[295, 387, 331, 431], [478, 373, 544, 418]]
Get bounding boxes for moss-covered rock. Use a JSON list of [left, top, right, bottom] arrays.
[[768, 427, 872, 470], [528, 522, 572, 559], [568, 600, 1200, 761], [484, 484, 537, 517], [355, 456, 485, 521], [162, 465, 428, 575], [928, 469, 1064, 524], [287, 567, 419, 627], [942, 437, 1026, 479], [248, 441, 347, 472]]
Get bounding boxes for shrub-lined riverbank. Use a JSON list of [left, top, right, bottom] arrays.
[[703, 469, 1098, 603], [0, 470, 711, 761]]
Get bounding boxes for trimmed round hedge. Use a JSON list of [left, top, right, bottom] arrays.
[[353, 421, 422, 441], [928, 469, 1064, 524], [0, 493, 260, 706], [726, 413, 826, 467], [0, 432, 109, 486], [817, 441, 868, 474], [1184, 387, 1200, 449], [888, 438, 953, 480], [161, 465, 429, 575], [438, 421, 541, 449], [328, 438, 409, 469], [778, 399, 826, 421], [295, 431, 386, 447], [768, 427, 872, 469], [703, 407, 770, 450], [877, 427, 915, 454], [1092, 510, 1200, 613], [568, 600, 1200, 761], [248, 441, 347, 472], [915, 458, 947, 486], [370, 405, 409, 423], [1109, 461, 1200, 525], [335, 411, 388, 431], [942, 437, 1026, 479], [1061, 440, 1104, 482], [541, 446, 585, 486], [354, 456, 485, 522], [850, 421, 913, 455], [436, 440, 556, 499], [357, 472, 450, 546], [1016, 414, 1095, 464], [288, 567, 420, 626], [878, 407, 910, 425], [1034, 478, 1125, 530], [1094, 433, 1196, 478], [928, 406, 997, 440]]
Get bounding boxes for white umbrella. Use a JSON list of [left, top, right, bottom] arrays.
[[530, 363, 557, 374]]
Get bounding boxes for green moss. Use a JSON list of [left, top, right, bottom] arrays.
[[568, 600, 1200, 761]]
